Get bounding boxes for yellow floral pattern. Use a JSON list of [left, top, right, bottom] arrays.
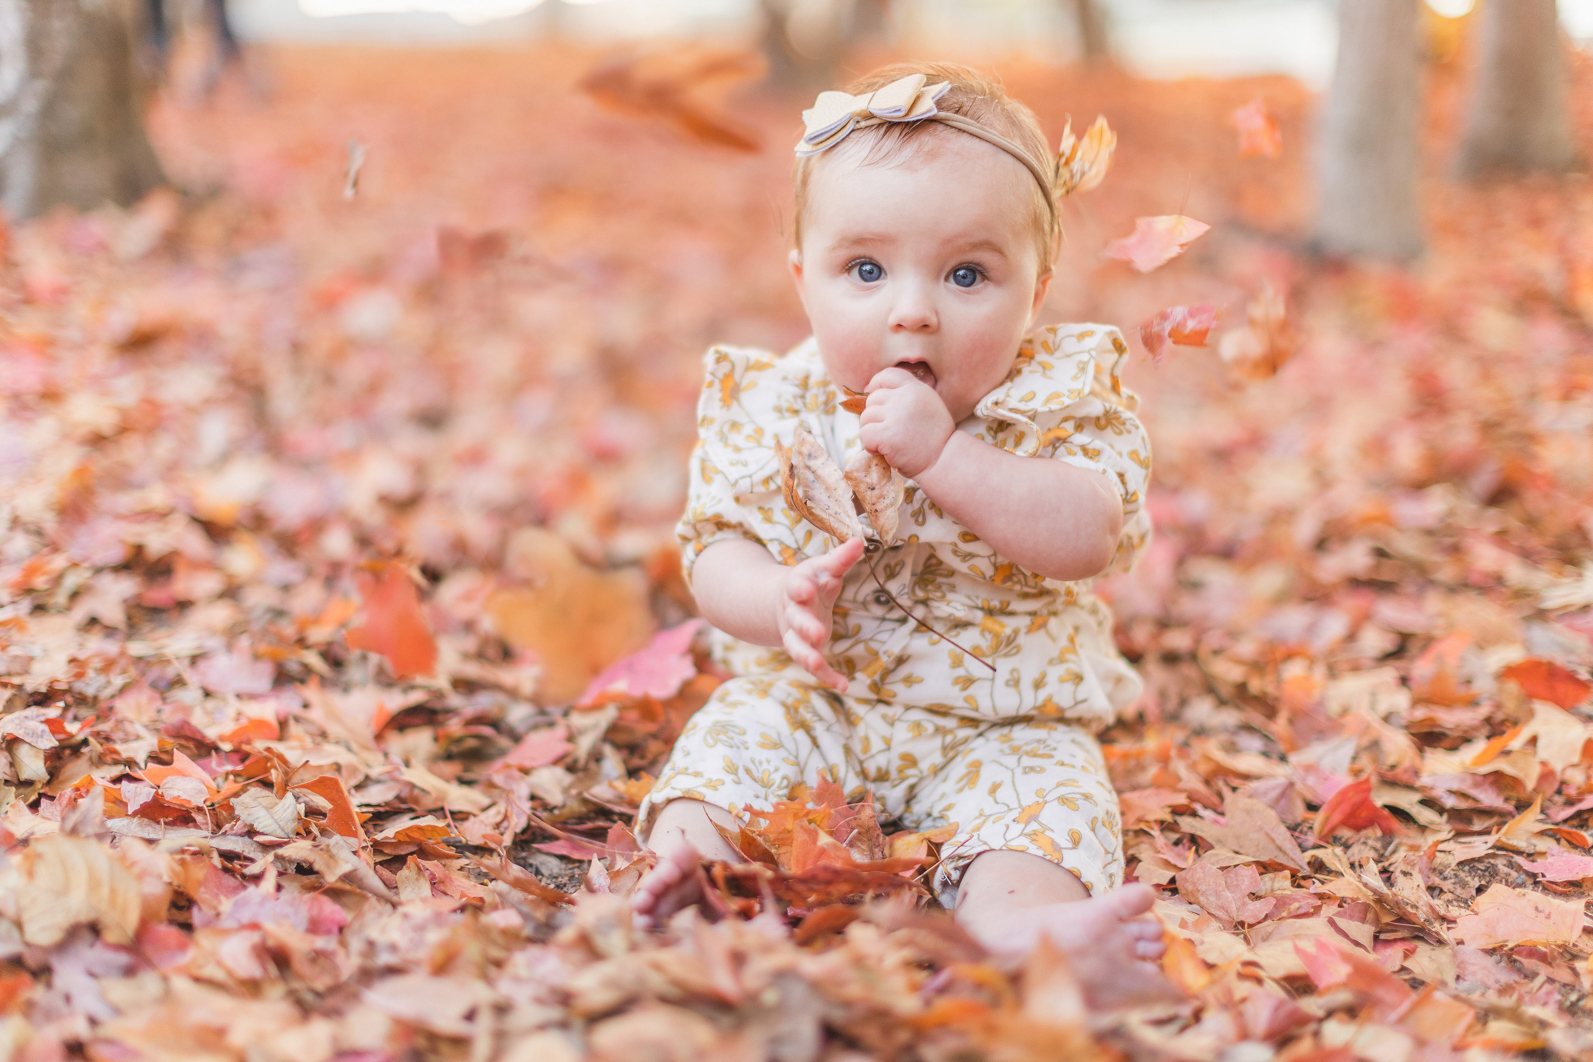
[[643, 323, 1151, 897]]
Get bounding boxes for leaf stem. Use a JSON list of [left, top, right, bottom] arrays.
[[864, 551, 997, 674]]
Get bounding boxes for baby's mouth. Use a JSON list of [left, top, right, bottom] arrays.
[[897, 361, 937, 388]]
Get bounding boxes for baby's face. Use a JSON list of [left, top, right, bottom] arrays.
[[790, 132, 1051, 423]]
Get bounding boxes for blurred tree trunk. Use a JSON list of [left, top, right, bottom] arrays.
[[1070, 0, 1110, 63], [0, 0, 165, 221], [762, 0, 885, 90], [1454, 0, 1576, 176], [1314, 0, 1424, 260]]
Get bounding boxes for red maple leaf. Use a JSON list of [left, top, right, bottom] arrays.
[[346, 562, 437, 679]]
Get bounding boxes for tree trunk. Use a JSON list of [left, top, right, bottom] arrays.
[[1072, 0, 1110, 63], [0, 0, 165, 222], [1454, 0, 1576, 177], [1314, 0, 1424, 260]]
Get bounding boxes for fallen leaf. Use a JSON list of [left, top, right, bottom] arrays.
[[1175, 860, 1274, 926], [1315, 777, 1401, 839], [1499, 658, 1591, 710], [345, 561, 437, 679], [486, 528, 655, 704], [1518, 849, 1593, 882], [578, 619, 703, 707], [231, 788, 300, 840], [18, 834, 143, 946], [1102, 215, 1210, 272], [1452, 884, 1585, 948]]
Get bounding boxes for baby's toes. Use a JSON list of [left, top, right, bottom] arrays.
[[1134, 935, 1166, 959]]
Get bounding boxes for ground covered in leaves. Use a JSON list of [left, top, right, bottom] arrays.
[[3, 36, 1593, 1062]]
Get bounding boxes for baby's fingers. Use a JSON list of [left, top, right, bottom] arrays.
[[815, 536, 865, 580], [782, 629, 848, 690]]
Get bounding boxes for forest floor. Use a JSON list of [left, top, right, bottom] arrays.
[[3, 37, 1593, 1062]]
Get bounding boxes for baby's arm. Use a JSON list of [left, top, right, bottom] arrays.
[[860, 368, 1122, 583], [690, 536, 864, 690]]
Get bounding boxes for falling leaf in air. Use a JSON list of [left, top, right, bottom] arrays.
[[1053, 115, 1116, 196], [843, 450, 902, 545], [345, 561, 437, 679], [1139, 303, 1219, 361], [1229, 98, 1281, 159], [776, 424, 862, 543], [1219, 283, 1297, 380], [579, 46, 765, 152], [1102, 215, 1211, 273]]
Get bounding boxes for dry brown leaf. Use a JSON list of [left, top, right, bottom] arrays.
[[843, 450, 902, 545], [231, 788, 300, 840], [19, 834, 142, 946], [776, 424, 861, 543], [1054, 115, 1116, 197]]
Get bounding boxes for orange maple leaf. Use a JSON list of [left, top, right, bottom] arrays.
[[346, 562, 436, 679]]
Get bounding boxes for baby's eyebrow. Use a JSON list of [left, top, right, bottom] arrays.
[[946, 237, 1011, 258]]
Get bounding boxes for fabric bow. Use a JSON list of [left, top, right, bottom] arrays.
[[797, 73, 951, 157]]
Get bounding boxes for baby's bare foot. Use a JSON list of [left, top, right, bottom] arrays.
[[971, 883, 1186, 1010], [629, 843, 706, 928]]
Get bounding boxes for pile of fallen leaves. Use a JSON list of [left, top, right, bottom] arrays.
[[1, 36, 1593, 1062]]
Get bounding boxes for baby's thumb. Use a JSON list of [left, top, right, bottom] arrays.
[[820, 535, 866, 578]]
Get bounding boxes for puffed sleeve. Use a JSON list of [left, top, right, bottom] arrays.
[[675, 344, 795, 587], [973, 324, 1152, 575]]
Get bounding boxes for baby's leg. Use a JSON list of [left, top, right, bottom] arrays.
[[955, 849, 1182, 1009], [630, 798, 742, 926]]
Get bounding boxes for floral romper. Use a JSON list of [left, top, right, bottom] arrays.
[[639, 323, 1152, 902]]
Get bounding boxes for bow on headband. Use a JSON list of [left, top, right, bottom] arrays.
[[796, 73, 1116, 217]]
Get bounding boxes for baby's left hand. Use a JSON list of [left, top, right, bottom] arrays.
[[859, 367, 954, 479]]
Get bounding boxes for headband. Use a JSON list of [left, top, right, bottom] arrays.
[[796, 73, 1116, 229]]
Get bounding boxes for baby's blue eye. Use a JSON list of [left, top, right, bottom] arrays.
[[951, 266, 980, 288], [855, 261, 883, 283]]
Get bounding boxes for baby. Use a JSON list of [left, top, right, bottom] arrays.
[[631, 63, 1178, 1008]]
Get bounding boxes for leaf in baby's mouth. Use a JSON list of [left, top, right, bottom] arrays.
[[838, 386, 867, 415], [844, 450, 902, 546], [776, 425, 862, 543]]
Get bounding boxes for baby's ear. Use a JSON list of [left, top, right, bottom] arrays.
[[1029, 268, 1055, 323], [787, 248, 804, 284]]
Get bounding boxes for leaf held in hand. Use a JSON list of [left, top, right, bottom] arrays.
[[1139, 303, 1219, 361], [1103, 215, 1210, 273], [843, 450, 902, 545], [1054, 115, 1116, 197], [776, 424, 862, 542]]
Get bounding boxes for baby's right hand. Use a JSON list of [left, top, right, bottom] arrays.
[[777, 536, 865, 691]]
